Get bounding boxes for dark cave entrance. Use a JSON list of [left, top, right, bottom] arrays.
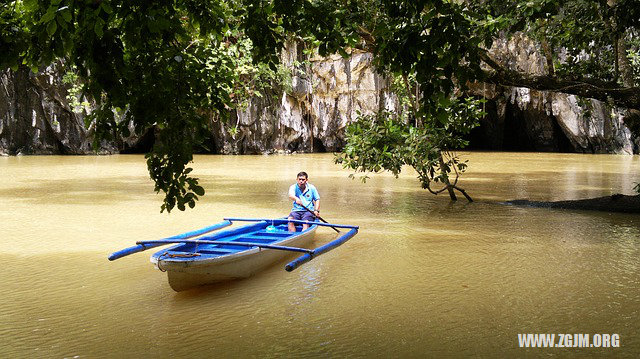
[[465, 100, 574, 152]]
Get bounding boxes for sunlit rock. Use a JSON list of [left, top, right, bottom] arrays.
[[475, 33, 636, 154], [213, 41, 397, 154], [0, 63, 115, 155]]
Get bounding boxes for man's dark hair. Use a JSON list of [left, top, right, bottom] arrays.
[[297, 171, 308, 179]]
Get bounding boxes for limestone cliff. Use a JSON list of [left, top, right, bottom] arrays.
[[0, 38, 636, 155], [2, 64, 83, 155], [211, 41, 397, 154], [0, 62, 117, 155], [469, 33, 634, 154]]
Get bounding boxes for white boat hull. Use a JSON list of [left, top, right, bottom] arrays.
[[154, 226, 317, 291]]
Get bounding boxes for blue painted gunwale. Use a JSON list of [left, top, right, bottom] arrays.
[[150, 221, 317, 264]]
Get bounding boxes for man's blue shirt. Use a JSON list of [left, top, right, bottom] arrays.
[[289, 183, 320, 212]]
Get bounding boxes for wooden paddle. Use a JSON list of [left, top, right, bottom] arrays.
[[298, 201, 340, 233]]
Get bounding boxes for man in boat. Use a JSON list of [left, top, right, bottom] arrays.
[[288, 171, 320, 232]]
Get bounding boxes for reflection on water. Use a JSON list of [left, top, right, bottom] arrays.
[[1, 152, 639, 357]]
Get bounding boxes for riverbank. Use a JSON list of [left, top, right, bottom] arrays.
[[506, 194, 640, 213]]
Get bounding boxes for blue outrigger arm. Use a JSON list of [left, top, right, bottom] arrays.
[[223, 218, 360, 271], [108, 220, 232, 260], [285, 227, 359, 271]]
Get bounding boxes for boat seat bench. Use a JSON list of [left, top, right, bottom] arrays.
[[254, 231, 291, 236], [237, 235, 281, 242], [197, 247, 240, 254]]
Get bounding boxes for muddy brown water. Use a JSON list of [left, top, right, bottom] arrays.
[[1, 152, 638, 357]]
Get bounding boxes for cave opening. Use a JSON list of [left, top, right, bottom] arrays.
[[120, 127, 155, 154], [464, 100, 574, 152], [312, 138, 327, 153]]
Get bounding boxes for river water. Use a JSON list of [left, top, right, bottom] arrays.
[[1, 152, 639, 357]]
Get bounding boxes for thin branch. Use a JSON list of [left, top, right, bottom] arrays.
[[452, 185, 473, 202], [425, 181, 448, 195], [403, 73, 420, 122], [356, 26, 376, 52]]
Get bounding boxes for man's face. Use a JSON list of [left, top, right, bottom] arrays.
[[297, 176, 307, 188]]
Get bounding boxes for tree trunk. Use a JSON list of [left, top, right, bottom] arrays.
[[439, 154, 457, 201], [540, 38, 555, 76], [608, 0, 634, 87], [617, 36, 634, 87]]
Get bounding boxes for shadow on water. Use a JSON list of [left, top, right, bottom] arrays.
[[0, 176, 154, 205], [464, 169, 640, 202], [0, 175, 294, 210], [171, 278, 250, 297]]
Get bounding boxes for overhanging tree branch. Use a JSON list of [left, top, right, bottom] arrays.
[[478, 50, 640, 110]]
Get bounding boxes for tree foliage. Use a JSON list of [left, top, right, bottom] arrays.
[[336, 95, 482, 201], [3, 0, 640, 209], [328, 1, 488, 200], [2, 0, 293, 212], [472, 0, 640, 106]]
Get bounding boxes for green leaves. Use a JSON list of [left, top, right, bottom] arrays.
[[100, 2, 114, 15], [40, 7, 57, 24], [59, 7, 72, 23], [337, 111, 407, 178], [473, 0, 640, 86], [4, 0, 494, 209], [336, 88, 483, 194], [147, 152, 201, 213], [46, 20, 57, 36], [94, 17, 104, 38]]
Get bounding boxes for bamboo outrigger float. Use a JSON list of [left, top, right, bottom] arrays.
[[108, 218, 359, 291]]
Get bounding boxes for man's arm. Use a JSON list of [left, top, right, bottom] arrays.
[[312, 186, 320, 214], [288, 186, 302, 205]]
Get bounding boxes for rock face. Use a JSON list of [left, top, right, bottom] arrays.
[[0, 63, 114, 155], [469, 33, 634, 154], [212, 41, 397, 154], [0, 37, 636, 155]]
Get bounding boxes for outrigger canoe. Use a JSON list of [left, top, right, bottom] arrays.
[[108, 217, 359, 291]]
